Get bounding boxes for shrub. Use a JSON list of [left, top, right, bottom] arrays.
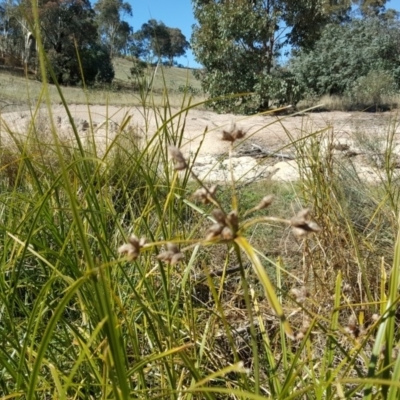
[[42, 44, 114, 86], [291, 18, 400, 97], [348, 69, 398, 110]]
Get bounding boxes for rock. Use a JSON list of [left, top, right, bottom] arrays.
[[320, 137, 362, 156], [268, 160, 300, 182], [192, 155, 267, 183], [78, 119, 89, 131], [352, 165, 382, 183]]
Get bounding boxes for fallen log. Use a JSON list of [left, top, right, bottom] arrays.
[[236, 143, 295, 160]]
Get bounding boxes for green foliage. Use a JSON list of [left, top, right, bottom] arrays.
[[0, 0, 25, 59], [1, 0, 129, 77], [3, 3, 400, 397], [290, 18, 400, 98], [83, 43, 116, 84], [191, 0, 397, 113], [191, 0, 357, 113], [130, 57, 147, 79], [2, 88, 400, 398], [129, 57, 148, 91], [281, 0, 352, 49], [253, 68, 303, 108], [17, 0, 115, 85], [133, 19, 189, 65], [165, 27, 190, 66], [348, 70, 398, 109], [191, 0, 282, 113], [94, 0, 132, 58], [178, 83, 201, 96]]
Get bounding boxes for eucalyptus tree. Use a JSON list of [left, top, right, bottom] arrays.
[[165, 27, 189, 66], [191, 0, 390, 113], [133, 19, 189, 65], [0, 0, 29, 61], [94, 0, 132, 58]]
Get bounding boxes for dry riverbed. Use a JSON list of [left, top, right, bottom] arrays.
[[1, 104, 400, 183]]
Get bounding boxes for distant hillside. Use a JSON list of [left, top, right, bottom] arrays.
[[0, 59, 203, 111], [113, 57, 202, 93]]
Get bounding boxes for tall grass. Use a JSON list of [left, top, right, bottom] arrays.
[[1, 8, 400, 399]]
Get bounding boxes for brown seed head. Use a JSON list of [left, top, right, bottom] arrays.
[[221, 226, 234, 240], [212, 209, 226, 224], [207, 209, 238, 240], [221, 130, 235, 142], [193, 185, 218, 204], [255, 195, 274, 210], [118, 235, 146, 261], [290, 208, 321, 237], [157, 242, 184, 265], [168, 146, 188, 171], [221, 123, 246, 142], [206, 223, 225, 240], [226, 210, 239, 231]]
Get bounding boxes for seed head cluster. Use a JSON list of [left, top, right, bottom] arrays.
[[118, 235, 146, 261], [168, 146, 188, 171], [221, 123, 247, 142], [117, 139, 324, 346], [156, 243, 184, 265], [192, 185, 218, 204], [206, 209, 239, 241], [254, 194, 274, 211], [290, 208, 321, 238]]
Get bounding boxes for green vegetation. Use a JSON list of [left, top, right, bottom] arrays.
[[94, 0, 133, 59], [1, 1, 400, 399], [132, 19, 190, 66], [291, 17, 400, 109], [0, 0, 190, 87], [191, 0, 400, 113], [2, 69, 400, 397]]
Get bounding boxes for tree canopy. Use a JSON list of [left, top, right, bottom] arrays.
[[36, 0, 115, 85], [0, 0, 192, 86], [133, 19, 190, 65], [290, 17, 400, 97], [191, 0, 394, 113], [94, 0, 132, 58], [0, 0, 115, 85]]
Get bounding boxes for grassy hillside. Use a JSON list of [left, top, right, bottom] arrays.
[[113, 57, 201, 93], [0, 58, 203, 112]]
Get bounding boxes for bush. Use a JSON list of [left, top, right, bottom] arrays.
[[42, 44, 114, 86], [291, 18, 400, 97], [178, 84, 201, 96], [130, 58, 147, 79], [347, 70, 398, 110]]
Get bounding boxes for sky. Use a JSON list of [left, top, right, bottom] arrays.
[[127, 0, 201, 68], [126, 0, 400, 69]]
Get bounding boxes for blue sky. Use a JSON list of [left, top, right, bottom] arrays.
[[126, 0, 400, 69], [127, 0, 200, 68]]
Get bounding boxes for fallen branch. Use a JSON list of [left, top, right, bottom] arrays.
[[236, 143, 295, 160], [193, 264, 246, 284]]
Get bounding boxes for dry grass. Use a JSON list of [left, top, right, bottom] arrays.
[[0, 58, 204, 111], [298, 93, 400, 112]]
